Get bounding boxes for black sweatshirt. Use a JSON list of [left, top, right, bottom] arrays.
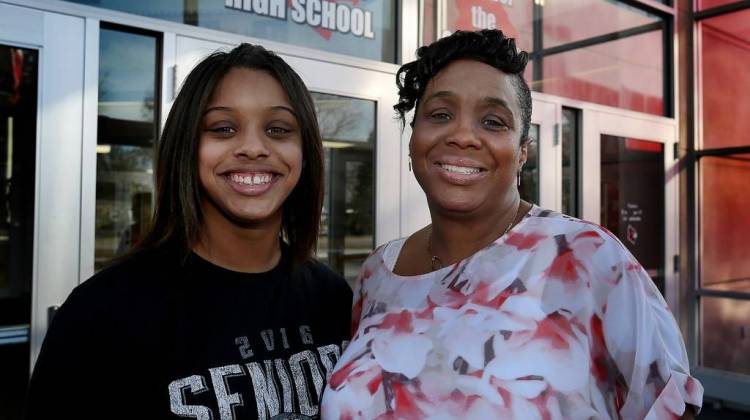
[[26, 245, 352, 419]]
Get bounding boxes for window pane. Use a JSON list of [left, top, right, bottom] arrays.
[[95, 29, 158, 271], [600, 135, 665, 293], [697, 0, 746, 11], [699, 9, 750, 149], [0, 44, 38, 420], [519, 123, 539, 204], [422, 0, 436, 46], [562, 107, 580, 217], [700, 154, 750, 289], [313, 93, 375, 286], [542, 30, 664, 116], [542, 0, 660, 49], [701, 296, 750, 375], [64, 0, 397, 63], [441, 0, 534, 52]]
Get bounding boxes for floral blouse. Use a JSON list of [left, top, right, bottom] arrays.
[[321, 206, 703, 420]]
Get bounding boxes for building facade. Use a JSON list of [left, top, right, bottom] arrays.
[[0, 0, 747, 417]]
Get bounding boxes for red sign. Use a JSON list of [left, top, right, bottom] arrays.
[[627, 224, 638, 245], [448, 0, 519, 39]]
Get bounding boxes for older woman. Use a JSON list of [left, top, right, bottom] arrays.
[[321, 30, 702, 419]]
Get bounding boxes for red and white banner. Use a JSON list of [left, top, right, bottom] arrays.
[[446, 0, 519, 39]]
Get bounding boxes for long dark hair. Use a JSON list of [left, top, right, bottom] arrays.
[[134, 43, 324, 265]]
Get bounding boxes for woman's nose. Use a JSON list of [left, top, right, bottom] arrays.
[[234, 129, 270, 159], [445, 116, 481, 149]]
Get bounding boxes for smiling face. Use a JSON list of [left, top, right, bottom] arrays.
[[410, 59, 527, 217], [198, 67, 303, 229]]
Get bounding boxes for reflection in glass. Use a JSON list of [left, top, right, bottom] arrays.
[[541, 0, 659, 49], [700, 154, 750, 289], [699, 9, 750, 149], [312, 93, 375, 286], [562, 107, 580, 217], [702, 296, 750, 375], [600, 135, 664, 293], [433, 0, 665, 117], [697, 0, 746, 11], [441, 0, 534, 52], [519, 124, 538, 204], [542, 30, 664, 116], [421, 0, 436, 46], [63, 0, 397, 63], [95, 28, 158, 270], [0, 44, 38, 420]]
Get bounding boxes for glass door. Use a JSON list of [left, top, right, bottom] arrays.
[[581, 108, 679, 310], [0, 3, 86, 419], [0, 39, 38, 420], [313, 93, 376, 281], [171, 36, 402, 286]]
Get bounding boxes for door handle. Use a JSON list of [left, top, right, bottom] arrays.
[[47, 305, 59, 326]]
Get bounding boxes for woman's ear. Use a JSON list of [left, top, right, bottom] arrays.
[[518, 139, 529, 167]]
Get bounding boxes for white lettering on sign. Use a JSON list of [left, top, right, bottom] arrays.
[[306, 0, 322, 26], [471, 6, 497, 30], [621, 203, 644, 223], [321, 1, 336, 29], [336, 4, 350, 33], [227, 0, 375, 39], [225, 0, 286, 19]]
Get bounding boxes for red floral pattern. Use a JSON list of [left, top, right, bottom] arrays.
[[321, 207, 703, 419]]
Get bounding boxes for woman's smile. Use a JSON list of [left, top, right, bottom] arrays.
[[432, 160, 488, 185], [225, 171, 280, 196]]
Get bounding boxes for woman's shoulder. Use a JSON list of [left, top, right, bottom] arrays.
[[524, 206, 624, 243], [523, 206, 601, 232], [76, 246, 182, 299], [47, 247, 180, 333], [515, 206, 634, 267], [298, 258, 352, 295]]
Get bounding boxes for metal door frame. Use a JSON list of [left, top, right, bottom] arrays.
[[0, 1, 87, 367]]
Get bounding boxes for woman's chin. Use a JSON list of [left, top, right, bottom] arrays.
[[206, 200, 283, 229], [227, 208, 281, 227], [429, 196, 483, 215]]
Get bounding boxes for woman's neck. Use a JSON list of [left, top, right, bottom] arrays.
[[192, 208, 283, 273], [428, 195, 523, 266]]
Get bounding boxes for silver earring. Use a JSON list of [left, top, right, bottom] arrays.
[[517, 170, 521, 186], [408, 156, 412, 172]]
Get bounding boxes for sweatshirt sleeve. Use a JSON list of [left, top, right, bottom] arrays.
[[25, 283, 107, 419], [597, 238, 703, 419]]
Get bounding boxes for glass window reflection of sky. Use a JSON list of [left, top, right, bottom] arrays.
[[98, 28, 157, 123]]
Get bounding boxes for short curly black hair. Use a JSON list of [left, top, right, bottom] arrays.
[[395, 29, 532, 143]]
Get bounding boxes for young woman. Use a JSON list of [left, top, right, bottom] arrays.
[[321, 30, 702, 419], [26, 44, 352, 419]]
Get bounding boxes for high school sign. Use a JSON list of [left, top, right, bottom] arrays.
[[225, 0, 376, 40]]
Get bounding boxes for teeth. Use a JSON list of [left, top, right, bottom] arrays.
[[230, 173, 273, 185], [441, 164, 480, 175]]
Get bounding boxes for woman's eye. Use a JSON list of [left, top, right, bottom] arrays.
[[208, 126, 236, 135], [267, 126, 291, 137], [428, 112, 451, 121], [482, 118, 507, 130]]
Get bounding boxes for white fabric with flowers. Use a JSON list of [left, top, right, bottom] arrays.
[[321, 206, 702, 420]]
